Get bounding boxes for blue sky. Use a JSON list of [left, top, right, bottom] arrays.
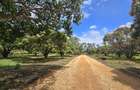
[[72, 0, 133, 45]]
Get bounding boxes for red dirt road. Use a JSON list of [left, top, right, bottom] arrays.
[[50, 55, 140, 90]]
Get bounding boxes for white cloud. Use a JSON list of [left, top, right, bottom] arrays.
[[78, 30, 103, 45], [109, 22, 133, 34], [82, 0, 94, 19], [77, 22, 132, 45], [119, 22, 133, 28], [83, 11, 91, 19], [101, 27, 109, 34], [83, 0, 92, 5], [125, 22, 133, 27], [77, 27, 109, 45], [58, 28, 65, 32], [89, 25, 97, 29]]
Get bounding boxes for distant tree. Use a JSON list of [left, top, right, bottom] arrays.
[[67, 37, 81, 55], [104, 27, 137, 59], [79, 42, 95, 54]]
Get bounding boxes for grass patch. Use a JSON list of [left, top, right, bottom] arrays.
[[90, 54, 140, 69], [90, 54, 140, 79], [134, 54, 140, 61], [0, 59, 18, 68], [0, 54, 75, 90]]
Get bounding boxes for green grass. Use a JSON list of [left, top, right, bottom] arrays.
[[90, 54, 140, 69], [0, 54, 75, 90], [0, 59, 18, 68], [0, 53, 74, 68], [134, 54, 140, 60]]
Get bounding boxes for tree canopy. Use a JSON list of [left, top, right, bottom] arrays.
[[103, 26, 139, 59], [131, 0, 140, 39], [0, 0, 84, 57]]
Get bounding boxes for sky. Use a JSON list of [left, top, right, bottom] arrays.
[[72, 0, 133, 45]]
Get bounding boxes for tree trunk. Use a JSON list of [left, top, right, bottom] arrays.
[[44, 52, 49, 58], [116, 51, 121, 58], [125, 46, 135, 59], [126, 52, 134, 59], [118, 54, 121, 57], [104, 53, 107, 56], [60, 51, 64, 57], [34, 52, 38, 56], [1, 48, 11, 58], [43, 48, 52, 59]]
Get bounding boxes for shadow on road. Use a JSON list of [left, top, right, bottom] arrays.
[[111, 67, 140, 90], [11, 56, 66, 63], [0, 64, 64, 90]]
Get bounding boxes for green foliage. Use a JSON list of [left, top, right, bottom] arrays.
[[53, 32, 68, 57], [96, 45, 111, 56], [79, 43, 96, 54], [103, 27, 138, 59], [0, 20, 26, 57], [0, 0, 84, 58], [131, 0, 140, 42], [0, 59, 18, 68], [66, 37, 81, 55], [0, 45, 3, 53]]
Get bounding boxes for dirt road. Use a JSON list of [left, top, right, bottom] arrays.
[[50, 55, 140, 90], [26, 55, 140, 90]]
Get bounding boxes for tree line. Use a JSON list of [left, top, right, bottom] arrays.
[[0, 0, 84, 58], [77, 0, 140, 59], [0, 0, 139, 59], [99, 0, 140, 59], [102, 26, 139, 59]]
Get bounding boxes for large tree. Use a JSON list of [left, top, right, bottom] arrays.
[[0, 0, 83, 34], [0, 0, 84, 58], [53, 32, 68, 57], [0, 20, 25, 57], [104, 26, 137, 59], [131, 0, 140, 41]]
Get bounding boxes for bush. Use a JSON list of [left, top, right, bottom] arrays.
[[14, 63, 21, 69]]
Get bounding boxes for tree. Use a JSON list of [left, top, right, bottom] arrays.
[[66, 37, 81, 55], [0, 20, 25, 57], [104, 26, 137, 59], [19, 29, 56, 58], [53, 32, 67, 57], [131, 0, 140, 44], [0, 0, 84, 58], [16, 35, 40, 56], [39, 30, 56, 58], [79, 42, 95, 54], [103, 34, 112, 56]]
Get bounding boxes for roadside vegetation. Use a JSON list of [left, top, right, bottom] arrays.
[[0, 50, 76, 90], [88, 0, 140, 80], [0, 0, 84, 89], [88, 0, 140, 63]]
